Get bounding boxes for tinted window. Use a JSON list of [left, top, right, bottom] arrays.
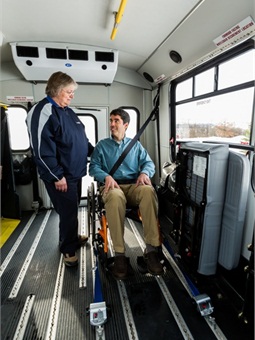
[[6, 106, 30, 150]]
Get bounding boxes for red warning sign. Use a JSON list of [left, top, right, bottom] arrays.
[[213, 16, 255, 47]]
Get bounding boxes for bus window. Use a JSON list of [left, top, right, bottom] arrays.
[[120, 107, 139, 138], [195, 68, 215, 96], [172, 41, 254, 148], [176, 88, 253, 145], [76, 114, 97, 198], [176, 78, 193, 101], [218, 49, 255, 89], [78, 115, 97, 146], [6, 106, 30, 151]]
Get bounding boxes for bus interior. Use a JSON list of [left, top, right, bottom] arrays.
[[1, 0, 255, 339]]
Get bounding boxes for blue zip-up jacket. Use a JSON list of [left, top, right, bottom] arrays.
[[26, 97, 94, 183]]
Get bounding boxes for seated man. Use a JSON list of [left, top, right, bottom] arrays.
[[89, 108, 163, 279]]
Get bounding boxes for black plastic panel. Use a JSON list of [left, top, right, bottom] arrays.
[[68, 49, 88, 61], [16, 46, 39, 58], [95, 51, 114, 62], [46, 48, 67, 59]]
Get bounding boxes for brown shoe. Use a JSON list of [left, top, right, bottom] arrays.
[[63, 253, 78, 267], [145, 251, 164, 276], [112, 255, 128, 280], [78, 235, 88, 247]]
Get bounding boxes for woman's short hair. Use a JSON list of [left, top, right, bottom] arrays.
[[45, 71, 78, 97]]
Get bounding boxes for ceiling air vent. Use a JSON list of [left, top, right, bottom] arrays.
[[95, 51, 114, 62], [46, 48, 67, 59], [68, 50, 88, 61], [10, 42, 118, 84], [16, 46, 39, 58]]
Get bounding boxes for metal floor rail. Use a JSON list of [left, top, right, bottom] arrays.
[[1, 208, 253, 340]]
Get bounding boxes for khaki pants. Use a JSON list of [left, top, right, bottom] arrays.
[[101, 184, 161, 253]]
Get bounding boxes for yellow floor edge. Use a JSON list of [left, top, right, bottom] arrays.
[[0, 218, 21, 248]]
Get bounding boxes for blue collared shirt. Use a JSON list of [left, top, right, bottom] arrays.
[[89, 136, 155, 183]]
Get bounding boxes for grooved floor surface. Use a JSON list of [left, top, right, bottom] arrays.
[[1, 209, 253, 340]]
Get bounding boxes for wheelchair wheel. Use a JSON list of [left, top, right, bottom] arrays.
[[87, 182, 96, 240]]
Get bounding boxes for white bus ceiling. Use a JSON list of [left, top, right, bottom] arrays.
[[1, 0, 254, 86]]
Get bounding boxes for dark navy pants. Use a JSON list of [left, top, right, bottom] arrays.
[[44, 179, 81, 254]]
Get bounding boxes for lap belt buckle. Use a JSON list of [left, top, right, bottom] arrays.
[[193, 294, 214, 316], [89, 301, 107, 326]]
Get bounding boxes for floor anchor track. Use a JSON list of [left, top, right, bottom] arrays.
[[13, 294, 35, 340], [107, 232, 139, 340], [79, 207, 88, 288], [160, 242, 228, 340], [8, 210, 52, 299], [127, 218, 228, 340], [0, 212, 37, 278], [127, 218, 194, 339], [45, 255, 65, 340]]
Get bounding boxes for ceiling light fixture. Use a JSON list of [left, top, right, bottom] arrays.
[[110, 0, 128, 40]]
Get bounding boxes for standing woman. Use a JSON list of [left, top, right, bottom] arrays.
[[26, 71, 94, 267]]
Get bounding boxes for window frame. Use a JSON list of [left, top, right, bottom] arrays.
[[170, 39, 255, 156]]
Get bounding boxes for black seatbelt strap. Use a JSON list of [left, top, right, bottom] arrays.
[[109, 85, 161, 177]]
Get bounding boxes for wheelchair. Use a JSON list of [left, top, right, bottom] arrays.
[[87, 181, 108, 264], [87, 181, 143, 265], [86, 181, 166, 274]]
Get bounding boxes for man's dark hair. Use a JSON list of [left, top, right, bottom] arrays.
[[110, 108, 130, 124]]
